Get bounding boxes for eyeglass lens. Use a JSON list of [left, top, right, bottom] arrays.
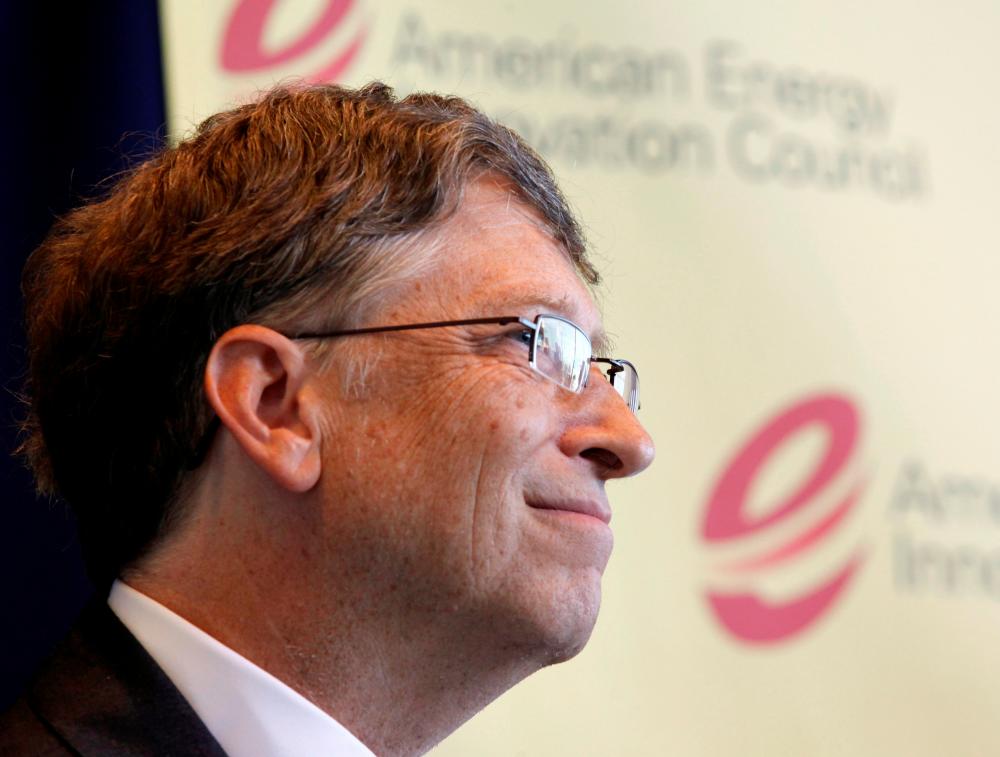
[[532, 316, 639, 411], [533, 315, 591, 392]]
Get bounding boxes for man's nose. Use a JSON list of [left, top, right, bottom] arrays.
[[559, 372, 656, 479]]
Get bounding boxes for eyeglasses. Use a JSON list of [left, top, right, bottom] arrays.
[[289, 314, 640, 412], [187, 314, 639, 470]]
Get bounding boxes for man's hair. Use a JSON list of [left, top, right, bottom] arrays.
[[21, 82, 594, 589]]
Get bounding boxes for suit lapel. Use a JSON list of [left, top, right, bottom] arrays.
[[27, 601, 228, 757]]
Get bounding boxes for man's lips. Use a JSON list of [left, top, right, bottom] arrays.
[[526, 499, 612, 524]]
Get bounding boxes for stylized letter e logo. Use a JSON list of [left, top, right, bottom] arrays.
[[221, 0, 365, 82], [702, 393, 866, 645]]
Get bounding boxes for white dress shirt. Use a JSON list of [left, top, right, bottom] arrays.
[[108, 580, 375, 757]]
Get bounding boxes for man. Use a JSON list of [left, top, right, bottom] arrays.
[[1, 82, 654, 755]]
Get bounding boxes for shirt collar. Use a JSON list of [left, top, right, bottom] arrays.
[[108, 579, 375, 757]]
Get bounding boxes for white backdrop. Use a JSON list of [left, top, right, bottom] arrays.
[[161, 2, 1000, 753]]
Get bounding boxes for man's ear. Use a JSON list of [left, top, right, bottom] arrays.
[[204, 325, 322, 492]]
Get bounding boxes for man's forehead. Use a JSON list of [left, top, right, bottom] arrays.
[[458, 179, 543, 224], [448, 178, 565, 248], [427, 177, 609, 351]]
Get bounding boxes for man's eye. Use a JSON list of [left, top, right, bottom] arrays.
[[506, 328, 533, 348]]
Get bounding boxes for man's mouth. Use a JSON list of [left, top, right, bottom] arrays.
[[526, 498, 611, 525]]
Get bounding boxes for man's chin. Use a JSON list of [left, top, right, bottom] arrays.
[[541, 627, 596, 666], [513, 579, 604, 668], [455, 557, 605, 669]]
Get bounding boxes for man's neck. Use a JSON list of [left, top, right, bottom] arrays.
[[127, 523, 547, 756]]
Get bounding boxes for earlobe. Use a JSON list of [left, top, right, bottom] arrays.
[[204, 325, 322, 492]]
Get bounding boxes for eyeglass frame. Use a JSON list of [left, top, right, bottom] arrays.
[[287, 313, 640, 413]]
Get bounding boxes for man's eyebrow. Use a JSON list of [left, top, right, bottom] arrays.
[[592, 330, 615, 357]]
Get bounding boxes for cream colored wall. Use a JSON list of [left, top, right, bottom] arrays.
[[160, 2, 1000, 754]]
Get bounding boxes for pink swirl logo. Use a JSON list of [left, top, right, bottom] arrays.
[[702, 393, 867, 645], [221, 0, 366, 82]]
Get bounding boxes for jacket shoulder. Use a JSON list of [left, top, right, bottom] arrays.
[[0, 599, 226, 757]]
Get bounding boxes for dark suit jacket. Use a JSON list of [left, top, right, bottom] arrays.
[[0, 601, 227, 756]]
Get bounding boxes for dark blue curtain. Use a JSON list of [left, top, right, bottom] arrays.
[[0, 1, 167, 709]]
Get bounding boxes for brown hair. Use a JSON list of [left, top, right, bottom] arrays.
[[21, 82, 593, 588]]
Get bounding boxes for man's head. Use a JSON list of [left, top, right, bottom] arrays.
[[23, 82, 604, 584], [22, 82, 653, 750]]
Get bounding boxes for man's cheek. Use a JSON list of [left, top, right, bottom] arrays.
[[391, 375, 499, 449]]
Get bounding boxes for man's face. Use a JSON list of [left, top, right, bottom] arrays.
[[311, 179, 654, 662]]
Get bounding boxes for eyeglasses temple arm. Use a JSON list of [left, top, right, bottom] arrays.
[[289, 316, 527, 340]]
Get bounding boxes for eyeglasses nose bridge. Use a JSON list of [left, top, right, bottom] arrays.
[[588, 357, 623, 383], [587, 358, 639, 413], [605, 360, 624, 387]]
